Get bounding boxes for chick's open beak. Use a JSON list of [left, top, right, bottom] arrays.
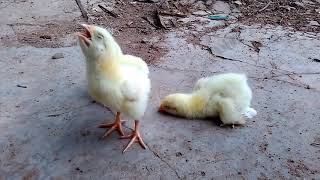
[[76, 24, 92, 47]]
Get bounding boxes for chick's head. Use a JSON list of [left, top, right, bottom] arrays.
[[77, 24, 121, 60], [159, 93, 189, 117]]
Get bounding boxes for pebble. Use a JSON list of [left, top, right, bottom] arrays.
[[308, 21, 320, 27], [52, 53, 64, 59], [212, 1, 231, 14], [192, 11, 208, 16]]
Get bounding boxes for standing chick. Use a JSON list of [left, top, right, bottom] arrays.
[[159, 73, 257, 126], [77, 24, 150, 152]]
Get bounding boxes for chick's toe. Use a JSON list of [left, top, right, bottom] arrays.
[[121, 120, 146, 153], [99, 112, 127, 138]]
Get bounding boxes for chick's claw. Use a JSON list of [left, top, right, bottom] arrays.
[[121, 120, 147, 153], [99, 112, 126, 138], [99, 122, 124, 138]]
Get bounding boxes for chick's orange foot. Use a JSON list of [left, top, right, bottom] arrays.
[[99, 112, 126, 138], [120, 120, 147, 153]]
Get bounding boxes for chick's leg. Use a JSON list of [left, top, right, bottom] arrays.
[[121, 120, 146, 153], [218, 98, 245, 127], [99, 112, 126, 138]]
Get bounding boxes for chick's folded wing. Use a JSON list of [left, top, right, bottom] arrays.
[[119, 55, 149, 75], [120, 80, 140, 102], [119, 62, 150, 103]]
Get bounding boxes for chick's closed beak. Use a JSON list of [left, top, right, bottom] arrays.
[[158, 104, 165, 112]]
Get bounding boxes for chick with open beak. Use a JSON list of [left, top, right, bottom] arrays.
[[77, 24, 151, 153], [77, 24, 92, 47]]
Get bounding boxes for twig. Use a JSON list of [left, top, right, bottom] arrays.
[[159, 11, 187, 18], [169, 19, 177, 28], [98, 5, 118, 18], [133, 0, 157, 3], [142, 11, 167, 29], [75, 0, 88, 20], [258, 1, 272, 12], [154, 10, 168, 29], [142, 17, 159, 29]]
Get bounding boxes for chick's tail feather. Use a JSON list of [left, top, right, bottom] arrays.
[[242, 107, 257, 119]]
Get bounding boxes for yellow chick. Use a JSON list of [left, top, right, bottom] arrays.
[[159, 73, 257, 126], [77, 24, 150, 152]]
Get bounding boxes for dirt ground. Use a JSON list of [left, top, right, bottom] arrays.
[[0, 0, 320, 179]]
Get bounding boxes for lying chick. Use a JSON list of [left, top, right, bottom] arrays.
[[77, 24, 150, 152], [159, 73, 257, 126]]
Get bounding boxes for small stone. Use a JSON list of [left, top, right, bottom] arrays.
[[302, 0, 315, 5], [293, 1, 305, 8], [141, 38, 149, 44], [212, 1, 231, 14], [205, 0, 213, 6], [234, 1, 242, 5], [192, 11, 208, 16], [39, 35, 51, 39], [52, 53, 64, 59], [194, 1, 206, 10], [308, 21, 320, 27]]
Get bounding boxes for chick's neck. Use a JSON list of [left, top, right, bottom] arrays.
[[87, 54, 123, 80], [177, 93, 206, 118]]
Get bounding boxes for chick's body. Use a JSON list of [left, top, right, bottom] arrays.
[[159, 73, 256, 125], [78, 24, 150, 152], [87, 54, 150, 120]]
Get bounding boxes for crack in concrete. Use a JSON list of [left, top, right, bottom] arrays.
[[146, 144, 182, 180], [262, 72, 320, 81], [122, 124, 182, 179], [251, 77, 319, 92], [202, 45, 273, 70], [152, 64, 220, 74], [25, 102, 94, 119]]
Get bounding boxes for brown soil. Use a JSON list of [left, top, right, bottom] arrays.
[[88, 1, 170, 64], [235, 0, 320, 32], [8, 0, 319, 58]]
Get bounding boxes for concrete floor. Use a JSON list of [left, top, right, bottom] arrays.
[[1, 0, 320, 179]]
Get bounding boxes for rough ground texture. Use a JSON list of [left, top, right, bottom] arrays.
[[0, 0, 320, 179]]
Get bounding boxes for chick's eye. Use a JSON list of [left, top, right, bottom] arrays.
[[97, 34, 104, 39]]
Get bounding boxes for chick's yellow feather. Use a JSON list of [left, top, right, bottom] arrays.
[[79, 25, 150, 120], [159, 73, 257, 125], [119, 55, 149, 75]]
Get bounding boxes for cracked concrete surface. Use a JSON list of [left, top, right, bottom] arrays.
[[1, 0, 320, 179]]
